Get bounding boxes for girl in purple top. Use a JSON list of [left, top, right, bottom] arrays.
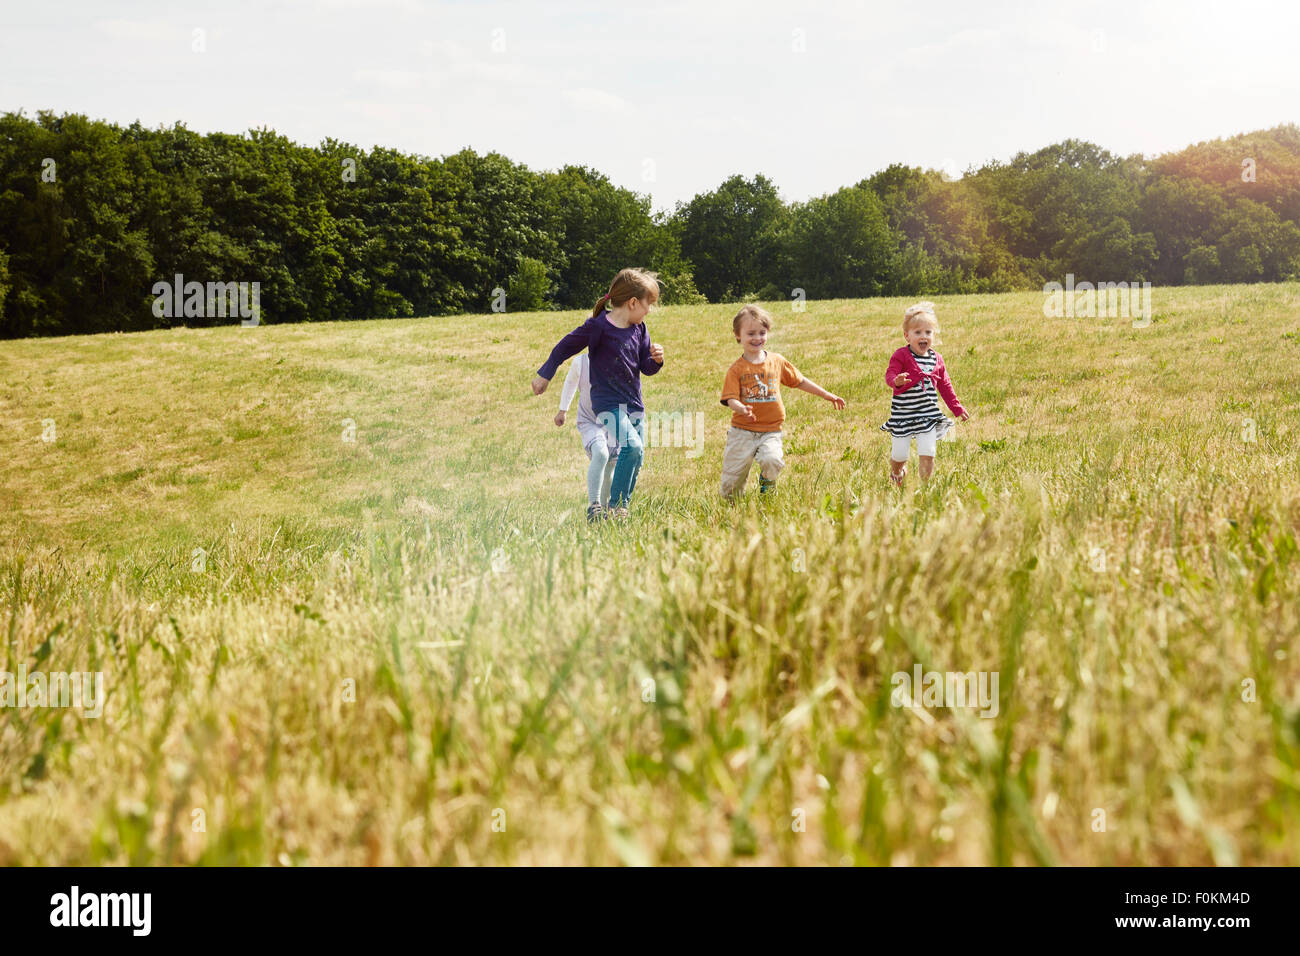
[[532, 268, 665, 520]]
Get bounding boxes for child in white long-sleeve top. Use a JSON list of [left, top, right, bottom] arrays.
[[555, 353, 619, 521]]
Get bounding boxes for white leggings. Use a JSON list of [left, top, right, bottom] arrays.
[[891, 427, 938, 462], [585, 435, 618, 507]]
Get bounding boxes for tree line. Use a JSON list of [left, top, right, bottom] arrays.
[[2, 111, 1298, 338]]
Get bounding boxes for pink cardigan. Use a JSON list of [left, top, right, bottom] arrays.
[[885, 346, 967, 417]]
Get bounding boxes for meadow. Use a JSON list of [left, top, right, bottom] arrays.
[[0, 284, 1297, 865]]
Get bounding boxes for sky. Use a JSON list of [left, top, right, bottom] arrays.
[[2, 0, 1297, 214]]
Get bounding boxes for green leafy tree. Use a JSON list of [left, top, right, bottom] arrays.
[[1183, 244, 1221, 284], [781, 186, 895, 298], [506, 256, 552, 311], [1211, 199, 1300, 283], [967, 140, 1154, 283], [440, 149, 560, 308], [1153, 123, 1300, 224], [866, 164, 1020, 292], [323, 144, 473, 318], [674, 174, 788, 301], [1139, 177, 1228, 285], [538, 165, 661, 308], [0, 248, 9, 323], [657, 266, 707, 305], [5, 111, 1300, 339], [1057, 217, 1157, 281]]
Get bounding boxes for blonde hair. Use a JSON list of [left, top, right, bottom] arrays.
[[732, 304, 773, 337], [593, 268, 660, 318], [903, 301, 938, 332]]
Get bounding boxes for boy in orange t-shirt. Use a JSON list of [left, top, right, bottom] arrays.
[[719, 305, 845, 497]]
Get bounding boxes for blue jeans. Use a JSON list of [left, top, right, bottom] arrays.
[[596, 405, 645, 508]]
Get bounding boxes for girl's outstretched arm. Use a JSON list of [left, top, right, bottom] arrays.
[[934, 360, 968, 418], [558, 358, 581, 412], [536, 318, 595, 383]]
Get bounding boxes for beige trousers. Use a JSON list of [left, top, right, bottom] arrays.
[[719, 426, 785, 498]]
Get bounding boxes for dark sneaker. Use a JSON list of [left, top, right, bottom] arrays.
[[759, 476, 777, 494], [587, 504, 607, 523]]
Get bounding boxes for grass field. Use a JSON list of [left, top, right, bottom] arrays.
[[1, 284, 1298, 865]]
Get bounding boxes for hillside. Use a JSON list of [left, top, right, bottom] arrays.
[[1, 287, 1298, 864]]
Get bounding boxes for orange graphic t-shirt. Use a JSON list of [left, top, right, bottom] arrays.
[[719, 351, 804, 432]]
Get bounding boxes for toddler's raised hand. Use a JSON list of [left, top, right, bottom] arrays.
[[892, 372, 911, 388], [649, 342, 665, 364]]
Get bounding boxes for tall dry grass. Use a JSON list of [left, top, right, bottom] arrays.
[[0, 284, 1297, 864]]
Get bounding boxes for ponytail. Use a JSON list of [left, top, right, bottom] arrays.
[[591, 268, 661, 318]]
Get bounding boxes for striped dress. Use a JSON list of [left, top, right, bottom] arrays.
[[880, 349, 954, 439]]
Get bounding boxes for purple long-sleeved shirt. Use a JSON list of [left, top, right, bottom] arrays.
[[537, 311, 662, 414]]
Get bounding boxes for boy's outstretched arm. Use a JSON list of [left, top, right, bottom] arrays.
[[795, 379, 846, 409], [725, 397, 757, 423]]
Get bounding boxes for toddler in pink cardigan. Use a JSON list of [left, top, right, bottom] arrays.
[[880, 301, 971, 487]]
